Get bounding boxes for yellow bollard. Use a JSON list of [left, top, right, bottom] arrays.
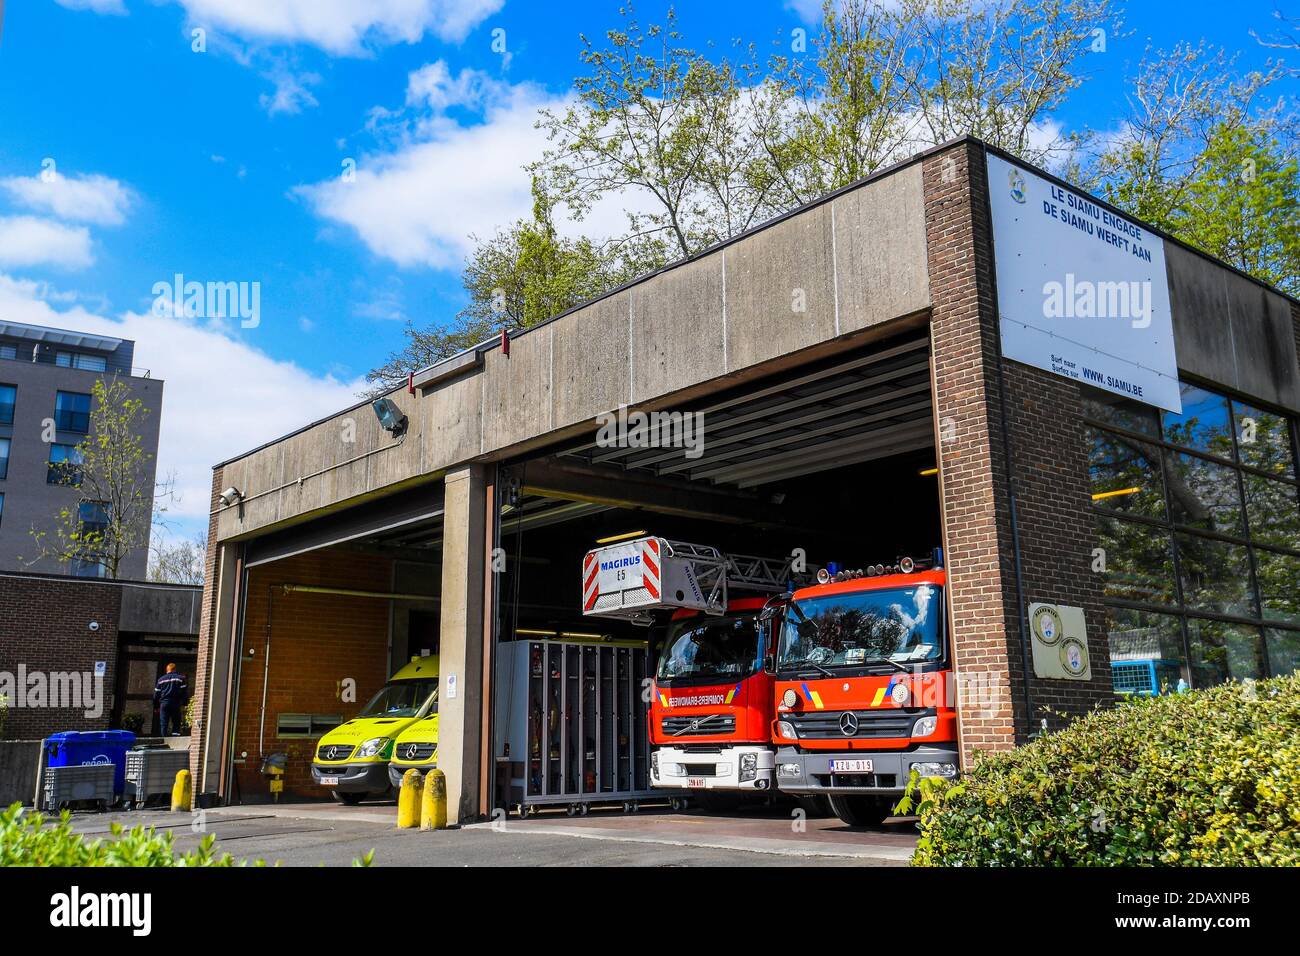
[[397, 769, 423, 828], [420, 768, 448, 830], [171, 768, 192, 812]]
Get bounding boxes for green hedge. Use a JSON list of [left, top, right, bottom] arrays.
[[907, 673, 1300, 866], [0, 804, 258, 867]]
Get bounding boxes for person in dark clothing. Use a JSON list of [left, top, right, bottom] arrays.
[[154, 663, 188, 736]]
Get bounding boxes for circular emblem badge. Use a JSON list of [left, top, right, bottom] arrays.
[[1031, 606, 1064, 646], [1009, 169, 1027, 205], [839, 712, 859, 736], [1059, 637, 1088, 677]]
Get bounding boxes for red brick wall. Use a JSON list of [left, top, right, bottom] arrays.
[[188, 467, 224, 790], [0, 573, 121, 739], [230, 549, 393, 798], [925, 141, 1112, 767]]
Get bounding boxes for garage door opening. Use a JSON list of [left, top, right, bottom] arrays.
[[223, 492, 444, 805], [490, 332, 941, 816]]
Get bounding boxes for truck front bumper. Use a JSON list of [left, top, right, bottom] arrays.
[[774, 746, 959, 796], [311, 761, 392, 793], [650, 745, 775, 791]]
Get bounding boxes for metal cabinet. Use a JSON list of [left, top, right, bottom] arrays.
[[495, 639, 656, 814]]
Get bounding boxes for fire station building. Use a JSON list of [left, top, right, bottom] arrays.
[[190, 137, 1300, 822]]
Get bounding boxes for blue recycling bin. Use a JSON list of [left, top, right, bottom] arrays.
[[44, 731, 136, 795]]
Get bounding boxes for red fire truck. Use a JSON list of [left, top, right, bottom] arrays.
[[767, 554, 959, 827], [582, 536, 798, 797]]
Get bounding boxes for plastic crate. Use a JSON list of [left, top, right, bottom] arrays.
[[43, 764, 115, 811], [124, 748, 190, 808], [1111, 658, 1182, 696]]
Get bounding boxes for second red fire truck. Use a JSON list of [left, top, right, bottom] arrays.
[[582, 537, 959, 828]]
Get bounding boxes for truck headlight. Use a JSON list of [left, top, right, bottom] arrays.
[[782, 689, 798, 708], [664, 763, 686, 777], [651, 750, 659, 778], [357, 737, 392, 759], [912, 715, 937, 737], [739, 752, 757, 782], [912, 762, 957, 779], [778, 763, 801, 778], [891, 683, 910, 705], [777, 720, 798, 740]]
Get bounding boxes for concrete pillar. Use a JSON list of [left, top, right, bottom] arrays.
[[196, 543, 240, 794], [437, 465, 488, 824]]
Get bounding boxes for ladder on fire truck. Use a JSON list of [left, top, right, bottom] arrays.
[[582, 535, 799, 624]]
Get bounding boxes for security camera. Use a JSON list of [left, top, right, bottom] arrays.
[[372, 397, 408, 437], [219, 487, 243, 508]]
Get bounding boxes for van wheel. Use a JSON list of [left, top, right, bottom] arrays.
[[331, 791, 367, 806], [827, 795, 892, 828]]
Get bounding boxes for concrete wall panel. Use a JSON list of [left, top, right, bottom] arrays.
[[724, 203, 836, 371], [630, 255, 725, 405], [552, 295, 630, 428]]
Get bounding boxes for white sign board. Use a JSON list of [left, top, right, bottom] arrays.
[[595, 542, 644, 592], [987, 154, 1181, 413]]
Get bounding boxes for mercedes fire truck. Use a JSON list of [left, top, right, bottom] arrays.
[[768, 554, 959, 827], [582, 536, 798, 796]]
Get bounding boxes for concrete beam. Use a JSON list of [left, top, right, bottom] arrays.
[[517, 457, 818, 534], [437, 466, 489, 825]]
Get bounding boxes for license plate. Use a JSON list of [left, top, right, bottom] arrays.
[[319, 775, 339, 786], [830, 759, 873, 773], [686, 778, 707, 788]]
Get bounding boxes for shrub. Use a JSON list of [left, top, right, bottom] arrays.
[[907, 673, 1300, 866], [0, 803, 262, 867]]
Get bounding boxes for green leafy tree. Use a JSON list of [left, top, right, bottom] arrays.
[[365, 181, 626, 394], [27, 377, 165, 579]]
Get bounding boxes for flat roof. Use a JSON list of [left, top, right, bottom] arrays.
[[0, 318, 125, 352]]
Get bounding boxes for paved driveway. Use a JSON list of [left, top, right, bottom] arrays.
[[62, 801, 917, 867]]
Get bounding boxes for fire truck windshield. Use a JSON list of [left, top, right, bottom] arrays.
[[777, 584, 942, 673], [656, 612, 759, 684]]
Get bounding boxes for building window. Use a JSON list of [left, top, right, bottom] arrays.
[[0, 438, 8, 481], [55, 351, 107, 372], [0, 384, 14, 425], [78, 500, 109, 539], [0, 492, 5, 528], [0, 345, 16, 360], [72, 557, 108, 579], [1087, 381, 1300, 694], [55, 390, 92, 433], [47, 443, 83, 485]]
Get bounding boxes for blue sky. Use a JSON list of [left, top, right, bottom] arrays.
[[0, 0, 1295, 541]]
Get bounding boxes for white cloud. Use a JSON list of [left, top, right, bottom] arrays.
[[259, 65, 322, 115], [298, 70, 556, 269], [0, 274, 365, 527], [0, 172, 135, 226], [54, 0, 127, 13], [172, 0, 503, 54], [0, 217, 94, 269]]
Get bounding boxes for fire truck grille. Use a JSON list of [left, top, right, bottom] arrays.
[[682, 763, 718, 776], [814, 773, 898, 790], [661, 714, 736, 736], [788, 709, 928, 739]]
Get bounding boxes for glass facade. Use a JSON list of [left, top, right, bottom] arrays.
[[1087, 381, 1300, 695], [0, 437, 8, 481], [0, 383, 14, 425]]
